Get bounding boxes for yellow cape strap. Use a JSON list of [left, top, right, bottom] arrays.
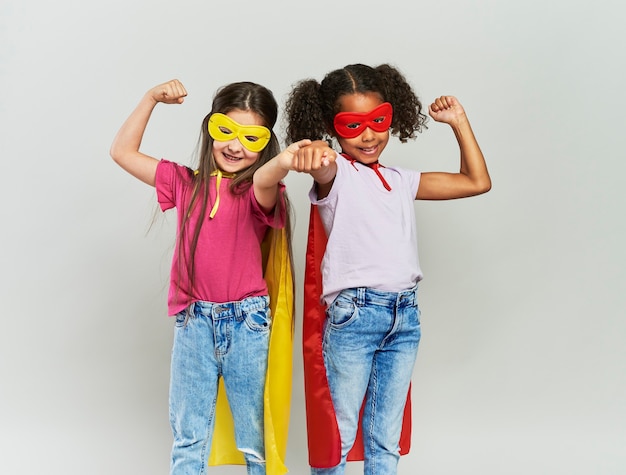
[[207, 226, 294, 475], [193, 169, 236, 219]]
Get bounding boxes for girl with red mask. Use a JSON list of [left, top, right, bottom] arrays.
[[284, 64, 491, 475]]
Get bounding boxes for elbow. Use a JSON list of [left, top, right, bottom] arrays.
[[480, 177, 492, 194], [109, 143, 119, 164], [467, 177, 491, 197], [109, 143, 125, 167], [474, 172, 492, 195]]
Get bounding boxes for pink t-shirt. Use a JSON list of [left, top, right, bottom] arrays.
[[156, 160, 285, 315]]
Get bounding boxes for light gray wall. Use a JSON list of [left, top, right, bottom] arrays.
[[1, 0, 624, 473]]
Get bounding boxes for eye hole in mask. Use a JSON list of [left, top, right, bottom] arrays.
[[208, 113, 271, 152]]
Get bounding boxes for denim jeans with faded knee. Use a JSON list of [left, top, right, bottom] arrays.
[[169, 296, 271, 475]]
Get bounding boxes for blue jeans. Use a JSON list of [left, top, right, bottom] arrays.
[[312, 286, 421, 475], [169, 296, 271, 475]]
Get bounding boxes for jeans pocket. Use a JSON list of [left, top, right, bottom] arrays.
[[244, 307, 272, 332], [174, 310, 187, 328], [328, 294, 357, 328], [404, 305, 422, 340]]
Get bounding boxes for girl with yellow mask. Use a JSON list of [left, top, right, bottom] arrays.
[[110, 79, 309, 475]]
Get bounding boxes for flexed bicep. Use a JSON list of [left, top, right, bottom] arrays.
[[110, 80, 188, 187]]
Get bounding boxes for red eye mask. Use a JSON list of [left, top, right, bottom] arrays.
[[333, 102, 393, 139]]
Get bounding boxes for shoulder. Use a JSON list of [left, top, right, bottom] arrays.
[[157, 159, 193, 175], [156, 159, 194, 185], [386, 164, 420, 178], [385, 164, 421, 196]]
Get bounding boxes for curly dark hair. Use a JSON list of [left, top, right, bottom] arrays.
[[285, 63, 428, 144]]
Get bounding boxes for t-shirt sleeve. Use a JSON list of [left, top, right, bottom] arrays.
[[410, 170, 421, 198], [155, 159, 192, 211], [395, 165, 421, 198], [251, 182, 287, 229]]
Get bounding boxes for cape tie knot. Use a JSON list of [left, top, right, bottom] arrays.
[[193, 168, 237, 218], [342, 154, 392, 191]]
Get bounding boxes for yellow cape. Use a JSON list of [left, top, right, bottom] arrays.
[[207, 226, 294, 475]]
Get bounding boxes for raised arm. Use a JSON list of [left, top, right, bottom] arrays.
[[110, 79, 188, 187], [416, 96, 491, 200]]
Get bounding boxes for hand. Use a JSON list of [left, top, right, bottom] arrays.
[[428, 96, 467, 125], [287, 140, 337, 172], [149, 79, 188, 105]]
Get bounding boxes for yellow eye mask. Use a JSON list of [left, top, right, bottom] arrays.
[[208, 113, 271, 153]]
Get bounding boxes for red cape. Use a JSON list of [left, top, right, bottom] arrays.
[[302, 205, 412, 468]]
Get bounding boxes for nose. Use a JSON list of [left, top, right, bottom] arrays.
[[226, 137, 244, 152], [361, 126, 375, 141]]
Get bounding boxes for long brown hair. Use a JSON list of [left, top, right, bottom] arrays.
[[175, 82, 293, 307]]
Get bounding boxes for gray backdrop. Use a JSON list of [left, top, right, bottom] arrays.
[[1, 0, 624, 473]]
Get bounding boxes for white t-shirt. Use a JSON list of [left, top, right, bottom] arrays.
[[310, 155, 423, 305]]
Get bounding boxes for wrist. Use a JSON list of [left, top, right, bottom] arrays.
[[311, 162, 336, 184], [143, 90, 160, 106], [276, 151, 293, 172], [449, 113, 470, 131]]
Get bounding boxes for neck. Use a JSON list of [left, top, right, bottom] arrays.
[[341, 153, 380, 166]]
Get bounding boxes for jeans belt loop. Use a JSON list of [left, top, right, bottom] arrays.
[[356, 287, 366, 307]]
